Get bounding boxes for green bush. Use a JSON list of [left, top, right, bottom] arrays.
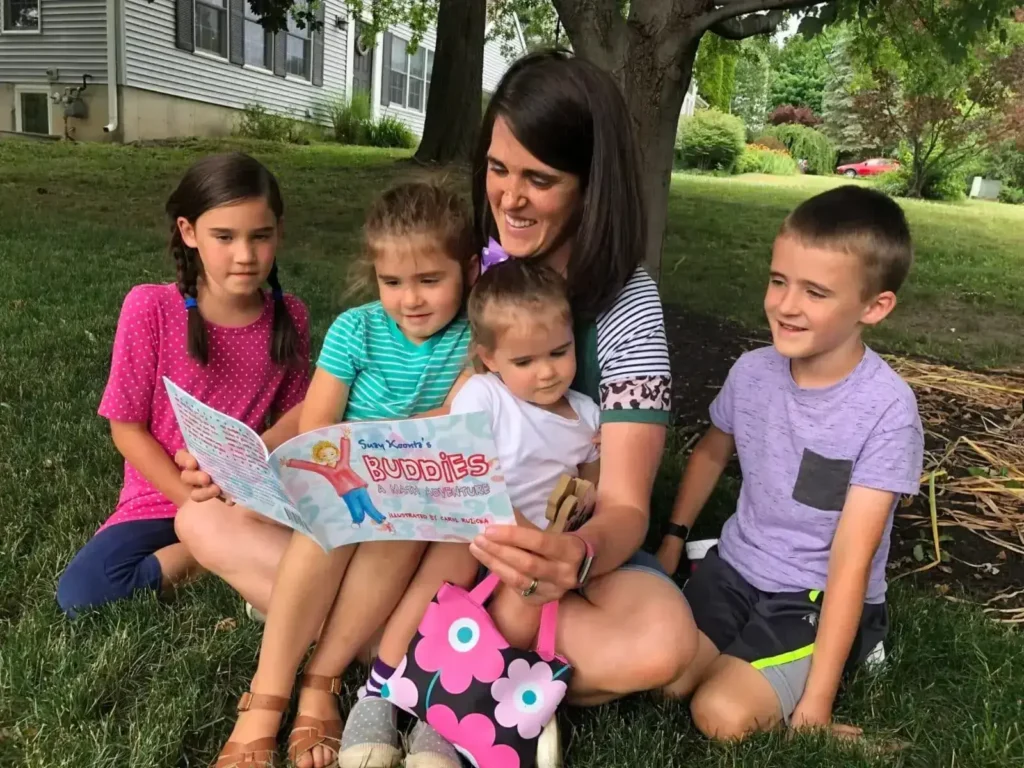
[[367, 116, 417, 149], [676, 109, 746, 172], [875, 164, 966, 202], [762, 124, 836, 175], [736, 144, 798, 175], [752, 135, 788, 154], [998, 185, 1024, 205], [324, 90, 372, 145], [236, 103, 321, 144]]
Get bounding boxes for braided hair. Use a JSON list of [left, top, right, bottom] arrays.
[[166, 152, 301, 367]]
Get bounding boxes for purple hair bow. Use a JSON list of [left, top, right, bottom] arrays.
[[481, 237, 510, 274]]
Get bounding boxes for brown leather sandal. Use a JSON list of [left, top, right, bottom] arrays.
[[287, 674, 343, 768], [213, 691, 289, 768]]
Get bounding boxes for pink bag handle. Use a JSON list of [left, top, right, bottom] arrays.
[[468, 572, 561, 662]]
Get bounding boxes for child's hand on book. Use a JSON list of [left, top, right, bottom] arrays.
[[174, 450, 228, 504]]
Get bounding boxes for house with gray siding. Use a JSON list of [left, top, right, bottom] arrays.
[[1, 0, 525, 142]]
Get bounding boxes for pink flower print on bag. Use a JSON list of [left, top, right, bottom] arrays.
[[491, 659, 569, 739], [384, 572, 572, 768], [378, 656, 419, 711], [413, 582, 510, 694], [426, 705, 520, 768]]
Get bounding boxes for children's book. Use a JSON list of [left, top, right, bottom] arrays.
[[164, 378, 516, 551]]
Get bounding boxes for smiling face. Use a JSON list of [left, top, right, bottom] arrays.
[[485, 117, 581, 271], [178, 197, 280, 299], [373, 234, 468, 344], [477, 305, 576, 407], [765, 233, 896, 366]]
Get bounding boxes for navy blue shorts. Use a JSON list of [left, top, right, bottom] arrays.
[[56, 518, 178, 618]]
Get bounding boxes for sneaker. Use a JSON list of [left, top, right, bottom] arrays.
[[337, 697, 403, 768], [404, 721, 462, 768], [537, 716, 563, 768], [245, 602, 266, 623]]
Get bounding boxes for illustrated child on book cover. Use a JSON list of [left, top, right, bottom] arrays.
[[283, 428, 387, 528]]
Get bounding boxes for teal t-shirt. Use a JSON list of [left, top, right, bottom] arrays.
[[317, 301, 470, 421]]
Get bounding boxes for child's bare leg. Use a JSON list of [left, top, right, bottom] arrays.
[[688, 655, 782, 740], [174, 498, 293, 611], [295, 540, 429, 768], [377, 542, 480, 665], [152, 542, 205, 593], [333, 543, 479, 768], [222, 534, 356, 766]]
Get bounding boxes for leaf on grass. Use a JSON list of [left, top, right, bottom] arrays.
[[938, 564, 953, 574], [913, 543, 925, 561], [967, 467, 990, 477], [940, 550, 951, 562], [214, 617, 237, 632], [997, 550, 1008, 561], [85, 330, 97, 343]]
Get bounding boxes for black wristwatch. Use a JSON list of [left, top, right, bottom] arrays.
[[664, 522, 690, 541]]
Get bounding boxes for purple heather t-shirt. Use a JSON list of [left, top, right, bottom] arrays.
[[712, 345, 924, 604]]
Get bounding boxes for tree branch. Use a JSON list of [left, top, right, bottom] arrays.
[[698, 0, 823, 38]]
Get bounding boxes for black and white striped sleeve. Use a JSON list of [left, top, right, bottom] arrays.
[[594, 269, 673, 425]]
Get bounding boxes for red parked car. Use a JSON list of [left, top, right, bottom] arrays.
[[836, 158, 901, 177]]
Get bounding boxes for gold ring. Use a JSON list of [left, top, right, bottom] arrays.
[[521, 578, 539, 598]]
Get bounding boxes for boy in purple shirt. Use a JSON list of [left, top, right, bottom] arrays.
[[657, 186, 924, 739]]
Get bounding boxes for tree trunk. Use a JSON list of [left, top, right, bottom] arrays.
[[413, 0, 486, 165], [618, 30, 699, 281]]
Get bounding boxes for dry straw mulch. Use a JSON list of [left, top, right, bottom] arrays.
[[887, 357, 1024, 624]]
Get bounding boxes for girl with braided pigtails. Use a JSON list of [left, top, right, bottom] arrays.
[[56, 152, 311, 618]]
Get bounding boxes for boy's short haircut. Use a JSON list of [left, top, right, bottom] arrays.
[[780, 185, 913, 297]]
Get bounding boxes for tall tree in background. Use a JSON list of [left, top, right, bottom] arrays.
[[694, 35, 740, 111], [415, 0, 486, 164], [732, 37, 775, 133], [770, 31, 830, 113], [820, 27, 876, 162], [850, 4, 1024, 197]]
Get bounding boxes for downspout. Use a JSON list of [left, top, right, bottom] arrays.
[[103, 0, 118, 133]]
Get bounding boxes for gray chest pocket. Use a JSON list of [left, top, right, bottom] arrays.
[[792, 449, 853, 512]]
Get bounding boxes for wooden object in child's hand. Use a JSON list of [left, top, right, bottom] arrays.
[[545, 474, 595, 534]]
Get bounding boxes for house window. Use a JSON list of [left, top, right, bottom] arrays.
[[286, 15, 311, 79], [244, 5, 273, 70], [16, 90, 50, 134], [408, 48, 426, 111], [195, 0, 227, 58], [3, 0, 40, 31], [385, 33, 433, 112], [426, 50, 433, 107]]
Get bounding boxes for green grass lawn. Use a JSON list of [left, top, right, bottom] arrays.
[[667, 172, 1024, 368], [1, 139, 1022, 768]]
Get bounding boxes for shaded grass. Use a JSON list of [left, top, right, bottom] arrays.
[[1, 140, 1022, 767]]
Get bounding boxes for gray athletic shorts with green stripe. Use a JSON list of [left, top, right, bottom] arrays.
[[683, 548, 888, 722]]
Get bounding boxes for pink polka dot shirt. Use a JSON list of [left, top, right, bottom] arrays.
[[97, 283, 311, 531]]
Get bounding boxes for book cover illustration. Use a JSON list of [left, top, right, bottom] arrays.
[[164, 378, 516, 550]]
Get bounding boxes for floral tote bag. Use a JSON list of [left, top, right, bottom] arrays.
[[381, 572, 572, 768]]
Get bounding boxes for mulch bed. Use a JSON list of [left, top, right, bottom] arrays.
[[662, 303, 1024, 622]]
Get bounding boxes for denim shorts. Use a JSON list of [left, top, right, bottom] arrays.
[[477, 548, 681, 594]]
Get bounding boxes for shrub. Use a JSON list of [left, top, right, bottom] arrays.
[[762, 124, 836, 175], [367, 116, 417, 149], [875, 165, 967, 202], [324, 90, 372, 145], [736, 144, 799, 175], [236, 103, 320, 144], [752, 135, 788, 154], [676, 109, 746, 172], [768, 104, 821, 127], [999, 185, 1024, 205]]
